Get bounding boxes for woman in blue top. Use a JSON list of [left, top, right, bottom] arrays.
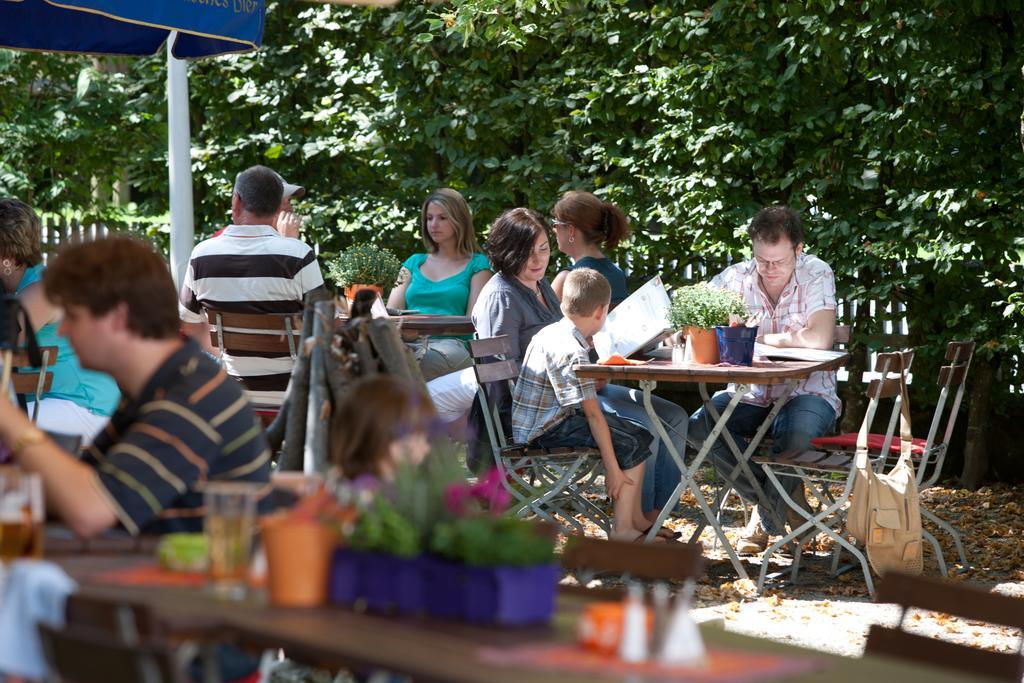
[[0, 199, 120, 442], [387, 188, 492, 381], [550, 192, 689, 532], [550, 190, 630, 306]]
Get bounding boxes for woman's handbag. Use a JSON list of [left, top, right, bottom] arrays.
[[847, 355, 924, 576]]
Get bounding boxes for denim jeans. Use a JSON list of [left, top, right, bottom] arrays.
[[599, 384, 688, 515], [532, 410, 653, 472], [688, 392, 836, 535]]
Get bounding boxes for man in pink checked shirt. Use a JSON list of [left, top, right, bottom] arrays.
[[688, 206, 839, 554]]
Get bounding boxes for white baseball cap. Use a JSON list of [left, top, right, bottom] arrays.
[[274, 172, 305, 199]]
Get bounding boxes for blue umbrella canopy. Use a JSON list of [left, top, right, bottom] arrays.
[[0, 0, 264, 58]]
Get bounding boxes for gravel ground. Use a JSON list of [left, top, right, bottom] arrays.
[[571, 479, 1024, 659]]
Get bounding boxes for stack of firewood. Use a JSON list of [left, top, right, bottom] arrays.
[[267, 290, 424, 472]]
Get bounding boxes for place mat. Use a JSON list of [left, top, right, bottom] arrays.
[[478, 644, 828, 683], [598, 353, 649, 366], [92, 562, 209, 588]]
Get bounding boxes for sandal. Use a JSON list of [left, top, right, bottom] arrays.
[[632, 532, 667, 544], [642, 524, 682, 541]]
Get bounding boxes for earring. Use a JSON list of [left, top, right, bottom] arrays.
[[2, 259, 12, 277], [568, 233, 575, 244]]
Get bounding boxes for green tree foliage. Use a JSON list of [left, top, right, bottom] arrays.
[[0, 0, 1021, 479]]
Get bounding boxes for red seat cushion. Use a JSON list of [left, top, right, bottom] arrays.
[[811, 432, 927, 455]]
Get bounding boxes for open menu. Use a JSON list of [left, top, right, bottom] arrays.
[[753, 342, 845, 362], [593, 276, 672, 361]]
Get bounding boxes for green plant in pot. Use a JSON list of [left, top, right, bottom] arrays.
[[327, 243, 402, 301], [667, 283, 748, 364]]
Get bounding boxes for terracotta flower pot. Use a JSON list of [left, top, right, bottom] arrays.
[[686, 327, 720, 365], [260, 517, 337, 607], [343, 284, 384, 302]]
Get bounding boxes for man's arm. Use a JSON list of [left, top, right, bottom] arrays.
[[275, 211, 302, 239], [0, 399, 117, 537], [760, 308, 836, 350], [181, 320, 217, 354], [580, 397, 633, 499]]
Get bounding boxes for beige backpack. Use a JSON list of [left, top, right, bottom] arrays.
[[847, 352, 923, 576]]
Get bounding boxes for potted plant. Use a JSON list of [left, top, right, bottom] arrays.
[[260, 487, 355, 607], [667, 283, 748, 364], [347, 495, 424, 614], [328, 453, 465, 614], [428, 469, 557, 626], [429, 515, 557, 626], [326, 243, 402, 302]]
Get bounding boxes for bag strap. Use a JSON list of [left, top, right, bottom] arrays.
[[856, 350, 914, 468], [19, 304, 42, 369], [895, 355, 914, 466], [1, 296, 42, 367]]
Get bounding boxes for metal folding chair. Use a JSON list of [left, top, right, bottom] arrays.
[[867, 571, 1024, 681], [753, 350, 917, 595], [204, 308, 302, 424], [811, 340, 976, 570], [40, 595, 186, 683], [6, 346, 58, 424], [470, 335, 610, 536], [706, 325, 853, 534], [561, 534, 704, 595]]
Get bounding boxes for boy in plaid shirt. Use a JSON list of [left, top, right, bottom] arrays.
[[512, 268, 656, 542]]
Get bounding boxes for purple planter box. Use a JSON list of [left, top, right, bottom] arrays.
[[421, 556, 466, 620], [360, 552, 424, 615], [327, 547, 362, 606], [462, 564, 559, 626], [716, 324, 758, 366], [392, 556, 425, 616]]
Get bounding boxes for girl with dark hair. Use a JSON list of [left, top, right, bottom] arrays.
[[387, 189, 492, 381], [0, 198, 119, 442], [551, 190, 631, 306], [330, 375, 435, 481]]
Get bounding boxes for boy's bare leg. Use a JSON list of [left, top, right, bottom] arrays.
[[608, 462, 653, 542]]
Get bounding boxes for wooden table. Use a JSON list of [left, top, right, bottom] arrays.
[[575, 356, 849, 581], [335, 314, 475, 342], [51, 542, 996, 683], [390, 314, 475, 341]]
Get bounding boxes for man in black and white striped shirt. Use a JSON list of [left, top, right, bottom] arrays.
[[179, 165, 325, 405]]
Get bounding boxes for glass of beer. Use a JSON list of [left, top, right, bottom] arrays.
[[203, 482, 259, 599], [0, 466, 44, 564]]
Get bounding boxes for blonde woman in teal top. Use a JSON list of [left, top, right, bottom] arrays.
[[0, 199, 120, 443], [388, 189, 492, 380]]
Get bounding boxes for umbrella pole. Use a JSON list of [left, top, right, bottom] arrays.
[[167, 33, 196, 291]]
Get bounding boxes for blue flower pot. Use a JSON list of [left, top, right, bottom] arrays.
[[392, 555, 426, 616], [715, 325, 758, 366], [327, 547, 362, 606], [462, 564, 558, 626], [422, 556, 466, 620]]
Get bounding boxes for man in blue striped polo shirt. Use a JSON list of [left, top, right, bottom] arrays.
[[0, 235, 271, 537]]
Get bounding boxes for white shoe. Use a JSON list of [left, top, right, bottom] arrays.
[[736, 507, 769, 554]]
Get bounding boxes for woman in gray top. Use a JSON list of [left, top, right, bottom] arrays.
[[469, 208, 688, 537], [472, 208, 560, 360]]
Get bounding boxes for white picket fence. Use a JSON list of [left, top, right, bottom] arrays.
[[39, 217, 1022, 393]]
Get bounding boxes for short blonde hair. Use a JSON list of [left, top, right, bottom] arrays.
[[561, 268, 611, 317]]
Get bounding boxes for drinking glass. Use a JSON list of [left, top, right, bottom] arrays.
[[0, 467, 44, 565], [203, 482, 259, 599]]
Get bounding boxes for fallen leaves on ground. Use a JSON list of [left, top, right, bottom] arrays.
[[562, 474, 1024, 657]]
